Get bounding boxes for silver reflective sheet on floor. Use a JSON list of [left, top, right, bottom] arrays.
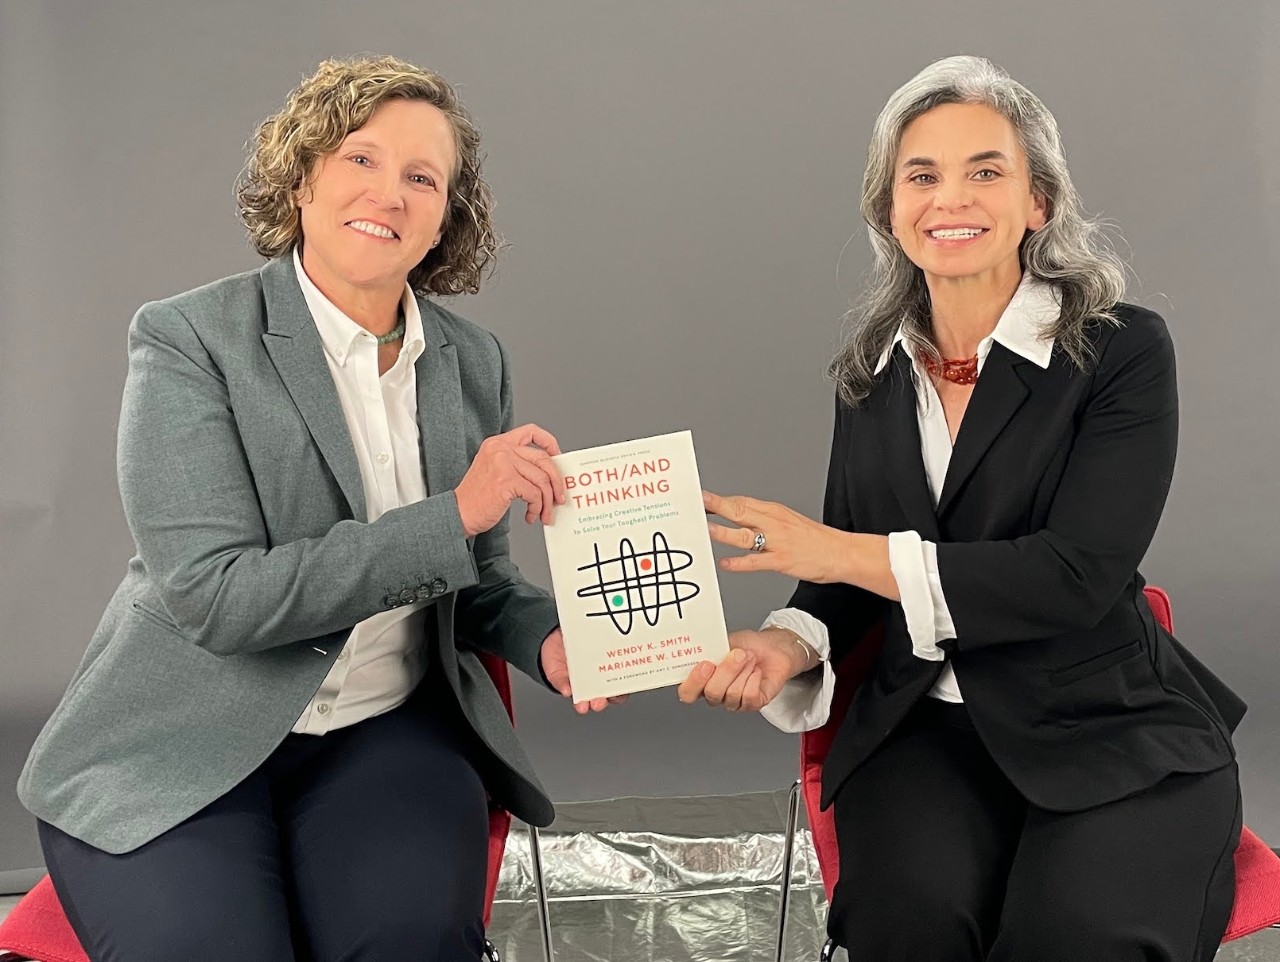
[[489, 790, 830, 962]]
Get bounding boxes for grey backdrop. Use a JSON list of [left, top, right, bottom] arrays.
[[1, 0, 1276, 882]]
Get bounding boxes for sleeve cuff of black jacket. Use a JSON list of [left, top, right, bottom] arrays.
[[536, 623, 562, 692], [511, 606, 562, 691]]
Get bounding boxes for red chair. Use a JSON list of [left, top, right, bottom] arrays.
[[0, 652, 524, 962], [778, 586, 1280, 960]]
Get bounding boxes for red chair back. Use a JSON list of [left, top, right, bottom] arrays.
[[0, 875, 79, 962], [0, 655, 521, 960], [477, 652, 516, 929], [799, 585, 1280, 942]]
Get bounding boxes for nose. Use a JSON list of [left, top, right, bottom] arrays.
[[366, 169, 405, 211], [933, 176, 974, 212]]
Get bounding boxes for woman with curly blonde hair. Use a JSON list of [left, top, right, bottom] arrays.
[[19, 54, 614, 961]]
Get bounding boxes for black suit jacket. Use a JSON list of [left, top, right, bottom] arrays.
[[794, 304, 1245, 813]]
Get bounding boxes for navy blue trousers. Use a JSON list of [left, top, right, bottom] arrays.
[[829, 697, 1241, 962], [38, 685, 490, 962]]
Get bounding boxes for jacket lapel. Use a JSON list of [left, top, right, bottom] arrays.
[[414, 301, 467, 497], [416, 302, 468, 670], [869, 349, 941, 542], [936, 343, 1030, 517], [259, 257, 367, 520]]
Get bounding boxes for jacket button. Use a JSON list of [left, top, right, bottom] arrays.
[[384, 595, 400, 608], [415, 586, 434, 603], [430, 578, 448, 594], [399, 588, 417, 604]]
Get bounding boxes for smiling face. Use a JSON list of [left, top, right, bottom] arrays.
[[297, 97, 456, 303], [890, 102, 1046, 290]]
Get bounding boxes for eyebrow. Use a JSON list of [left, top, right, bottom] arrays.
[[901, 150, 1012, 169]]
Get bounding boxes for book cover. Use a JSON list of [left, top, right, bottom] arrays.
[[542, 431, 730, 701]]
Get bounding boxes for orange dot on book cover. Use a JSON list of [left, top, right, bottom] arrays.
[[640, 558, 653, 570]]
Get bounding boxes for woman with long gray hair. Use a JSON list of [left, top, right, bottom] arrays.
[[682, 56, 1244, 960]]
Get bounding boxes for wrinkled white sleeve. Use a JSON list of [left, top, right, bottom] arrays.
[[888, 531, 957, 659], [757, 607, 835, 733]]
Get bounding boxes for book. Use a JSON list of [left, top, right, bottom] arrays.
[[542, 431, 731, 701]]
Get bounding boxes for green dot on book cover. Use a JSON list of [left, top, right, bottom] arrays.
[[611, 595, 624, 607]]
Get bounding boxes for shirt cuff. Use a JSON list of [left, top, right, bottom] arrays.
[[756, 608, 835, 733], [888, 531, 946, 662], [921, 539, 958, 640]]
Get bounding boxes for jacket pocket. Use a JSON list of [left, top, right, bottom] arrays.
[[130, 598, 188, 640], [1052, 639, 1142, 685]]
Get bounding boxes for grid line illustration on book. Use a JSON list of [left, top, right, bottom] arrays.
[[543, 431, 731, 701]]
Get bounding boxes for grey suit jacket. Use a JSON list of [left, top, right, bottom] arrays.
[[18, 255, 561, 854]]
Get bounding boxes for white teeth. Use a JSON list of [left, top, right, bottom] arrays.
[[348, 220, 396, 239], [929, 228, 984, 239]]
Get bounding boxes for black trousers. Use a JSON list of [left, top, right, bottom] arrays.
[[828, 698, 1241, 962], [37, 684, 490, 962]]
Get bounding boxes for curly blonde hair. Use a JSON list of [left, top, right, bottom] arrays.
[[236, 55, 498, 296]]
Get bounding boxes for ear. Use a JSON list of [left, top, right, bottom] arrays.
[[294, 158, 322, 208], [1027, 191, 1048, 231]]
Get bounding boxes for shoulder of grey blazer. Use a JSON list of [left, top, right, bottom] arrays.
[[132, 266, 270, 350]]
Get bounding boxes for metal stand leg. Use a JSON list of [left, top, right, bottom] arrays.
[[775, 779, 803, 962], [482, 938, 502, 961], [818, 936, 838, 961], [528, 823, 555, 962]]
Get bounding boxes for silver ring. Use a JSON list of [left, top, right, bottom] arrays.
[[750, 531, 767, 552]]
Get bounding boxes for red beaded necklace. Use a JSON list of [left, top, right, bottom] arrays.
[[919, 351, 980, 385]]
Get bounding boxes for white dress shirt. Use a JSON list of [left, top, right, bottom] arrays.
[[760, 277, 1061, 732], [290, 249, 433, 735]]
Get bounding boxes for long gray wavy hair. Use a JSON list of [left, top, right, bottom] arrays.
[[830, 55, 1127, 406]]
